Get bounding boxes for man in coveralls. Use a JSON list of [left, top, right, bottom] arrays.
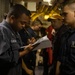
[[0, 4, 33, 75], [55, 0, 75, 75]]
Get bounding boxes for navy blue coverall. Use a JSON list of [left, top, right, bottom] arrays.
[[0, 20, 23, 75], [58, 28, 75, 75]]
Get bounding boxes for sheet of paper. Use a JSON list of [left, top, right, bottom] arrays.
[[32, 35, 49, 46], [20, 35, 52, 51], [32, 35, 52, 51]]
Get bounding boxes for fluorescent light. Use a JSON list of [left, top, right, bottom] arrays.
[[43, 0, 52, 2], [43, 0, 53, 6]]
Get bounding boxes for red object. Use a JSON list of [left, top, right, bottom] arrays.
[[46, 25, 54, 65], [46, 25, 53, 41], [47, 47, 53, 65]]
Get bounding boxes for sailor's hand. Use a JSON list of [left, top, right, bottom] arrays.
[[28, 37, 36, 44], [24, 44, 33, 52], [26, 69, 33, 75]]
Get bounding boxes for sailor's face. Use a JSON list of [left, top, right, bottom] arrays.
[[13, 13, 30, 31]]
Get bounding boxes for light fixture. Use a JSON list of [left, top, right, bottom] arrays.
[[43, 0, 52, 2], [43, 0, 53, 6]]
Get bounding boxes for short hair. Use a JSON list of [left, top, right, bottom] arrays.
[[31, 20, 41, 26], [62, 0, 75, 10], [63, 0, 75, 6], [7, 4, 31, 18]]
